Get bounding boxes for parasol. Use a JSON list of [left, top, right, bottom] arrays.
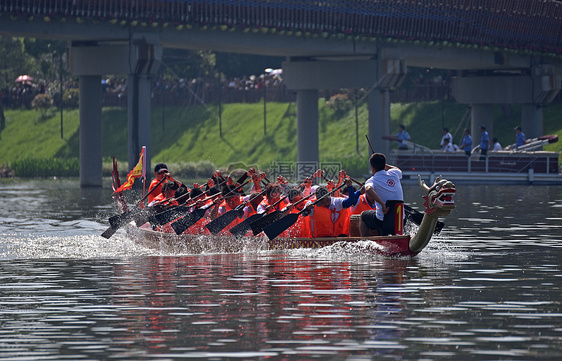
[[15, 75, 33, 84]]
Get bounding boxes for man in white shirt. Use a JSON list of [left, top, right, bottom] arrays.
[[440, 128, 453, 150], [442, 138, 455, 152], [491, 137, 502, 151], [359, 153, 404, 236]]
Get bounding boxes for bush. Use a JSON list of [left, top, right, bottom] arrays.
[[9, 157, 79, 177], [62, 88, 79, 108], [31, 93, 54, 118], [325, 93, 353, 116]]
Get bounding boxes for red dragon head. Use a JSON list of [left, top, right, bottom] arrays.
[[419, 176, 456, 216]]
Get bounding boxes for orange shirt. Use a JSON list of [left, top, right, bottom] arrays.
[[147, 178, 164, 204]]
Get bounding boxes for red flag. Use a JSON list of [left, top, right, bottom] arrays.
[[114, 147, 145, 193]]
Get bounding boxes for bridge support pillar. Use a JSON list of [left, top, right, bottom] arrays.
[[452, 69, 559, 143], [128, 75, 152, 171], [283, 58, 405, 167], [471, 104, 494, 147], [296, 89, 319, 166], [70, 37, 161, 187], [79, 75, 103, 187], [368, 89, 391, 155], [521, 104, 543, 139]]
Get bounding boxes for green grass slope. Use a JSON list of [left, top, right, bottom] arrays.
[[0, 100, 560, 176]]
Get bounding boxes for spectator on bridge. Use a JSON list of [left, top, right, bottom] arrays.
[[491, 138, 502, 151], [460, 128, 472, 156], [480, 126, 490, 161], [515, 126, 526, 149], [440, 128, 453, 150], [395, 124, 411, 150]]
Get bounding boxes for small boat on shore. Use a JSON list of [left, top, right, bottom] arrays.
[[388, 135, 561, 185], [123, 175, 456, 257]]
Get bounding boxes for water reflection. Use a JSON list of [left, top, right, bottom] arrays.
[[0, 179, 561, 360], [0, 252, 560, 360]]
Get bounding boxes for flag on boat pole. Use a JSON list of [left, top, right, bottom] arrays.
[[114, 146, 146, 193], [142, 146, 147, 198]]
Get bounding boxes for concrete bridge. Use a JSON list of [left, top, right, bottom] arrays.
[[1, 0, 561, 186]]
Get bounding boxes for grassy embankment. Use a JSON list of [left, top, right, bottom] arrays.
[[0, 100, 560, 177]]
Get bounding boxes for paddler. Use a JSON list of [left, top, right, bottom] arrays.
[[304, 178, 358, 237], [359, 153, 404, 237], [147, 163, 186, 204], [257, 183, 288, 214], [281, 187, 311, 238]]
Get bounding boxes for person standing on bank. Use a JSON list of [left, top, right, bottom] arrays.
[[395, 124, 411, 150], [460, 128, 473, 157], [515, 126, 526, 149], [359, 153, 404, 237], [440, 128, 453, 150], [479, 126, 490, 161]]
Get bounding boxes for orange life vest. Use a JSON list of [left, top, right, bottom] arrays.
[[351, 194, 375, 215], [309, 203, 350, 237], [285, 208, 311, 238], [216, 199, 243, 235], [150, 193, 178, 207], [309, 206, 335, 237], [259, 198, 288, 213]]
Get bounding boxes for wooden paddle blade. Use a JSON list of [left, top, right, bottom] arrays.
[[404, 205, 445, 234], [433, 221, 445, 235], [171, 208, 207, 235], [250, 211, 282, 235], [229, 213, 263, 238], [263, 213, 299, 240], [404, 205, 423, 225], [133, 208, 153, 227], [108, 210, 130, 228], [101, 224, 119, 239], [152, 205, 190, 225], [205, 210, 241, 235]]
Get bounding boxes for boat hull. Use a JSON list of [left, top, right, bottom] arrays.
[[127, 225, 418, 257]]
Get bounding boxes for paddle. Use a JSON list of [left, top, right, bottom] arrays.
[[248, 195, 289, 236], [101, 175, 167, 239], [247, 175, 320, 236], [263, 182, 348, 240], [150, 170, 254, 227], [171, 179, 252, 235], [150, 185, 215, 226], [205, 187, 269, 235], [168, 193, 221, 235], [229, 212, 264, 238]]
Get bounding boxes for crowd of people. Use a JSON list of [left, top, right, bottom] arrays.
[[1, 71, 289, 110], [390, 123, 527, 158], [137, 152, 406, 239]]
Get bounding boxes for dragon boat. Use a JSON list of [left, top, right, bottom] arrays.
[[123, 176, 456, 257]]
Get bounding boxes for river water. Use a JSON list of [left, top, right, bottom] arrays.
[[0, 178, 561, 360]]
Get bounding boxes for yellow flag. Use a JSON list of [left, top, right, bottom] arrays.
[[114, 147, 145, 193]]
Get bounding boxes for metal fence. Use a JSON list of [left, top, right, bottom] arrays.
[[3, 0, 561, 55]]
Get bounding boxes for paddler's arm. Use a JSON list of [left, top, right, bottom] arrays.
[[341, 179, 359, 208], [364, 185, 388, 214]]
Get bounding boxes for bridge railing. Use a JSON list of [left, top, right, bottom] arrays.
[[3, 0, 561, 55]]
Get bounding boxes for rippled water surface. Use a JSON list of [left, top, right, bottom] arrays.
[[0, 178, 561, 360]]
